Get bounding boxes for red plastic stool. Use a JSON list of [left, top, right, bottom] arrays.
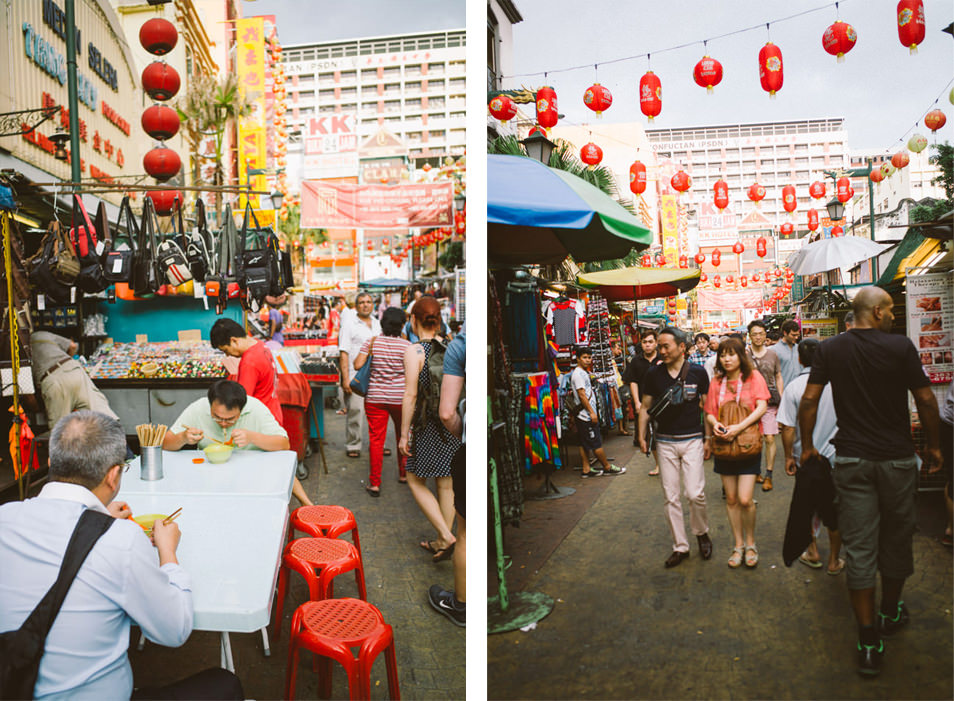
[[285, 598, 400, 700], [273, 537, 367, 639], [290, 505, 362, 559]]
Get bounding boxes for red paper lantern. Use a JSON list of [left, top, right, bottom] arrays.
[[831, 226, 843, 237], [337, 242, 345, 252], [678, 254, 688, 269], [143, 147, 181, 182], [780, 222, 795, 237], [809, 181, 826, 199], [527, 125, 546, 138], [535, 86, 558, 130], [139, 18, 178, 55], [141, 104, 180, 140], [671, 170, 691, 193], [924, 109, 947, 132], [711, 248, 722, 267], [836, 176, 852, 203], [740, 275, 748, 287], [713, 275, 721, 288], [752, 272, 761, 282], [891, 151, 910, 169], [869, 168, 884, 183], [713, 179, 729, 210], [758, 42, 784, 98], [700, 272, 708, 282], [822, 21, 857, 62], [580, 142, 603, 167], [583, 83, 613, 116], [629, 161, 647, 195], [641, 253, 652, 267], [782, 184, 797, 213], [366, 241, 374, 252], [756, 237, 767, 257], [488, 94, 517, 122], [807, 209, 819, 231], [726, 274, 734, 284], [655, 253, 667, 267], [747, 182, 766, 203], [693, 56, 723, 93], [694, 252, 706, 265], [142, 62, 180, 101], [897, 0, 926, 54], [639, 71, 662, 121], [732, 242, 744, 255], [146, 190, 181, 216]]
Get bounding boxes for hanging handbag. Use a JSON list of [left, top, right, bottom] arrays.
[[711, 377, 763, 460], [103, 196, 137, 283], [206, 204, 241, 313], [238, 203, 273, 313], [185, 199, 212, 283], [349, 337, 375, 397], [155, 196, 193, 286], [131, 198, 162, 298], [0, 509, 113, 699], [27, 221, 77, 304], [70, 195, 107, 294]]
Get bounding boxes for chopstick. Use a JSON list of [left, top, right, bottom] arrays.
[[162, 508, 182, 525], [136, 423, 168, 447]]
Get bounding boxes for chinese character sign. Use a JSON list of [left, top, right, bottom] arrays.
[[237, 17, 266, 208], [300, 181, 454, 229], [660, 194, 679, 262]]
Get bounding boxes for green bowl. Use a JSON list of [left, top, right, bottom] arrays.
[[203, 443, 234, 464]]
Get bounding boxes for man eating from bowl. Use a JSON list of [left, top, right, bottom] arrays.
[[163, 380, 289, 452]]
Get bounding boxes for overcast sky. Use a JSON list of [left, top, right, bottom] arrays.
[[241, 0, 464, 44], [509, 0, 953, 154]]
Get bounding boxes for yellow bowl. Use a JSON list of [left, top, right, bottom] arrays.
[[203, 443, 234, 464], [132, 514, 166, 533], [139, 362, 159, 377]]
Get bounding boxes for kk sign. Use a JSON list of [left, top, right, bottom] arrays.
[[305, 115, 357, 155]]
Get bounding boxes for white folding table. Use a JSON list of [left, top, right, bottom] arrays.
[[118, 450, 295, 671]]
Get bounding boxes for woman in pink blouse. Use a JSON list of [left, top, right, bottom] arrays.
[[704, 336, 769, 568], [353, 307, 411, 496]]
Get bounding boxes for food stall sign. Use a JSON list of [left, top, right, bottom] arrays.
[[905, 269, 953, 384]]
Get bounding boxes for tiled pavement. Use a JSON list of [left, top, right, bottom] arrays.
[[489, 432, 953, 700], [130, 408, 464, 700]]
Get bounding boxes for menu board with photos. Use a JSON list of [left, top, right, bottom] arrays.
[[905, 271, 953, 384], [799, 318, 838, 340]]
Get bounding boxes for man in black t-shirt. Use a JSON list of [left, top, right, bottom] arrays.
[[799, 286, 942, 677], [623, 329, 665, 471], [638, 327, 713, 568]]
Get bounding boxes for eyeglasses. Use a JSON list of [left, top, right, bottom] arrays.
[[123, 459, 133, 473], [211, 414, 240, 426]]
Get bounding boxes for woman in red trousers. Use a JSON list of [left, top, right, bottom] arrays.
[[353, 307, 411, 496]]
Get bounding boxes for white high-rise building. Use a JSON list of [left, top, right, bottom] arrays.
[[282, 29, 466, 185]]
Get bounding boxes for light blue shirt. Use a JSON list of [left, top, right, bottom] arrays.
[[777, 368, 837, 463], [0, 483, 193, 700], [775, 339, 801, 390]]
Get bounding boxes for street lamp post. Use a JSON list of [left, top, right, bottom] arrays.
[[824, 159, 877, 280], [64, 0, 81, 184]]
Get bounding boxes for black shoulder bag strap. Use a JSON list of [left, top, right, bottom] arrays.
[[0, 509, 113, 699]]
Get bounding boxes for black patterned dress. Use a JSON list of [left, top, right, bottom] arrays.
[[406, 340, 461, 478]]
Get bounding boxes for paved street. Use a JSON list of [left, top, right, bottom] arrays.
[[130, 408, 464, 700], [489, 432, 953, 700]]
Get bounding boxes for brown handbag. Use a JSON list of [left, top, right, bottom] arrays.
[[712, 377, 762, 460]]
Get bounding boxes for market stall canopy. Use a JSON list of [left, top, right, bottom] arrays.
[[787, 235, 889, 276], [576, 266, 701, 302], [488, 155, 652, 265], [358, 277, 413, 288]]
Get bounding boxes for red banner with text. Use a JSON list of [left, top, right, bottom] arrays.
[[300, 181, 454, 229]]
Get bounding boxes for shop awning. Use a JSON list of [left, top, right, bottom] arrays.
[[488, 155, 652, 265], [876, 228, 942, 285], [576, 266, 701, 302]]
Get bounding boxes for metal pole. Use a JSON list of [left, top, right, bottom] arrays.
[[65, 0, 81, 184], [866, 157, 877, 281], [3, 213, 23, 499]]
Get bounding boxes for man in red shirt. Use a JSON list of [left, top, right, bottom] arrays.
[[210, 318, 313, 506]]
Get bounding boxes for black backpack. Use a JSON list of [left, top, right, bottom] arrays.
[[0, 509, 113, 699], [411, 337, 460, 441]]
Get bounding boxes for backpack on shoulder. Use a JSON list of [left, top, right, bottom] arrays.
[[410, 337, 464, 442]]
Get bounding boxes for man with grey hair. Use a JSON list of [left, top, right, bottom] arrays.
[[339, 291, 382, 458], [0, 411, 243, 699], [799, 286, 942, 677]]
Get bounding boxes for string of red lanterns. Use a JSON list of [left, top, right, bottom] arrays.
[[140, 16, 181, 216]]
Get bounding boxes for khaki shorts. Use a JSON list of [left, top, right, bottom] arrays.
[[832, 454, 917, 590]]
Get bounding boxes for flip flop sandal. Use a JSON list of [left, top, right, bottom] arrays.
[[745, 545, 759, 568], [648, 469, 660, 476], [347, 451, 361, 458], [420, 540, 439, 554], [433, 542, 455, 563], [365, 486, 381, 498], [799, 554, 823, 569], [827, 559, 846, 575], [383, 448, 392, 456]]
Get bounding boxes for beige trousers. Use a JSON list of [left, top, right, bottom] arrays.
[[41, 363, 118, 428], [656, 438, 709, 553]]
